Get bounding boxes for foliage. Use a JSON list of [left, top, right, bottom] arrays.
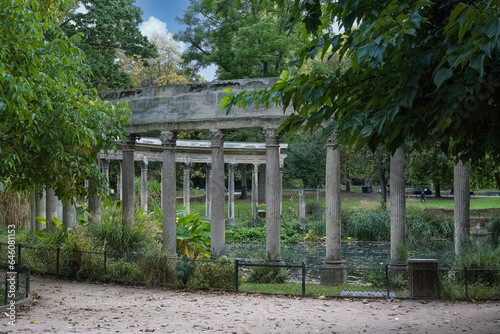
[[0, 0, 130, 200], [246, 266, 288, 284], [85, 204, 159, 255], [190, 256, 235, 290], [363, 270, 408, 290], [343, 209, 390, 241], [107, 259, 142, 282], [175, 259, 196, 286], [214, 0, 500, 164], [408, 146, 453, 193], [118, 34, 188, 87], [488, 214, 500, 247], [176, 0, 302, 80], [137, 251, 177, 288], [60, 0, 157, 91], [32, 215, 70, 247], [0, 186, 30, 229], [176, 212, 211, 259], [454, 242, 500, 269]]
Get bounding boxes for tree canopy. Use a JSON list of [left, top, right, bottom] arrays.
[[0, 0, 129, 200], [60, 0, 157, 91], [213, 0, 500, 162], [176, 0, 302, 80]]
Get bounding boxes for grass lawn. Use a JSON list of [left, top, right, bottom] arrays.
[[176, 189, 500, 219]]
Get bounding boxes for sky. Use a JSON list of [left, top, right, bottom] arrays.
[[134, 0, 217, 81]]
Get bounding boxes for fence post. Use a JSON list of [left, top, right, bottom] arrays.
[[26, 270, 30, 298], [104, 250, 107, 277], [464, 267, 469, 300], [302, 262, 306, 297], [385, 264, 390, 299], [234, 260, 239, 293], [56, 247, 60, 277]]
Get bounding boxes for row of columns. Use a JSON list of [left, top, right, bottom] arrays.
[[30, 186, 76, 232]]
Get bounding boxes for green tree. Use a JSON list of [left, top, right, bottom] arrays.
[[408, 146, 453, 197], [176, 0, 301, 80], [0, 0, 129, 200], [60, 0, 157, 91], [215, 0, 500, 163]]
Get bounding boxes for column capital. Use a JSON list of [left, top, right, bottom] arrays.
[[124, 134, 140, 151], [141, 159, 148, 170], [205, 163, 212, 171], [228, 163, 236, 172], [326, 132, 338, 147], [263, 128, 280, 146], [183, 162, 192, 171], [253, 164, 259, 172], [160, 131, 177, 149], [210, 129, 225, 147]]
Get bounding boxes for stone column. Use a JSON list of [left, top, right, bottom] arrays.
[[63, 200, 76, 229], [258, 164, 266, 204], [30, 190, 37, 233], [279, 164, 284, 215], [299, 191, 306, 222], [251, 164, 259, 222], [102, 158, 110, 195], [205, 163, 212, 220], [210, 129, 225, 258], [183, 162, 191, 214], [122, 134, 138, 227], [321, 136, 346, 285], [141, 158, 149, 212], [161, 131, 177, 255], [227, 163, 236, 227], [88, 179, 101, 224], [264, 128, 281, 262], [34, 187, 46, 231], [45, 187, 58, 232], [454, 160, 470, 257], [389, 146, 406, 267], [117, 161, 122, 201]]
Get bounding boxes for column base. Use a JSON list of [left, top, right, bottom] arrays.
[[227, 218, 237, 227], [320, 261, 347, 286]]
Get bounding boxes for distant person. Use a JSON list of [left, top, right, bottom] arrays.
[[421, 190, 426, 202]]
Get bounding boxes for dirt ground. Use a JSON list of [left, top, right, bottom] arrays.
[[3, 276, 500, 333]]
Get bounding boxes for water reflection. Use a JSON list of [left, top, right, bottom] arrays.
[[226, 241, 455, 268]]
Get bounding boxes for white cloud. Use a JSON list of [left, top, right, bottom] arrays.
[[140, 16, 169, 39], [199, 65, 217, 82]]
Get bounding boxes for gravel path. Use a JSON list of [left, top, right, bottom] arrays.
[[3, 276, 500, 333]]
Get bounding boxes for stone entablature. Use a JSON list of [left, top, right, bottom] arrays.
[[101, 78, 291, 133], [99, 138, 288, 165]]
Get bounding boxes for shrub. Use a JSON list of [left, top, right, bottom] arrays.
[[0, 188, 30, 229], [137, 252, 177, 288], [488, 215, 500, 247], [343, 209, 390, 241], [107, 259, 142, 282], [190, 256, 235, 290], [247, 266, 288, 284]]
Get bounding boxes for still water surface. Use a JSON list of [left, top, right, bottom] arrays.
[[226, 241, 455, 268]]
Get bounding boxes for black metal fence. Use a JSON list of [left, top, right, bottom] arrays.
[[0, 243, 499, 300], [0, 267, 30, 307]]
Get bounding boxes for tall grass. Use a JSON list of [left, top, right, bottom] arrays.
[[0, 188, 30, 229]]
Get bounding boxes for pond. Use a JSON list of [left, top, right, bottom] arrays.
[[225, 240, 456, 268]]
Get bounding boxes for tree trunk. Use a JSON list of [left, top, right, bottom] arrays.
[[435, 183, 441, 197], [238, 164, 247, 200], [494, 171, 500, 190], [345, 180, 351, 192], [454, 160, 470, 258]]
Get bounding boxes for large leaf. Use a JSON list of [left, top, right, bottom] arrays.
[[433, 68, 453, 88]]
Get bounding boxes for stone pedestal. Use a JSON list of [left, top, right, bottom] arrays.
[[205, 163, 212, 220], [227, 163, 236, 227], [141, 159, 148, 211], [122, 135, 138, 227], [183, 162, 191, 214], [264, 128, 281, 262], [211, 129, 225, 258], [320, 262, 347, 286], [161, 131, 177, 256]]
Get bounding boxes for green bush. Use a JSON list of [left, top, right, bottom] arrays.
[[343, 209, 390, 241], [189, 256, 235, 290], [488, 215, 500, 247], [247, 266, 288, 284], [363, 269, 408, 289], [107, 259, 142, 282], [137, 252, 177, 288]]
